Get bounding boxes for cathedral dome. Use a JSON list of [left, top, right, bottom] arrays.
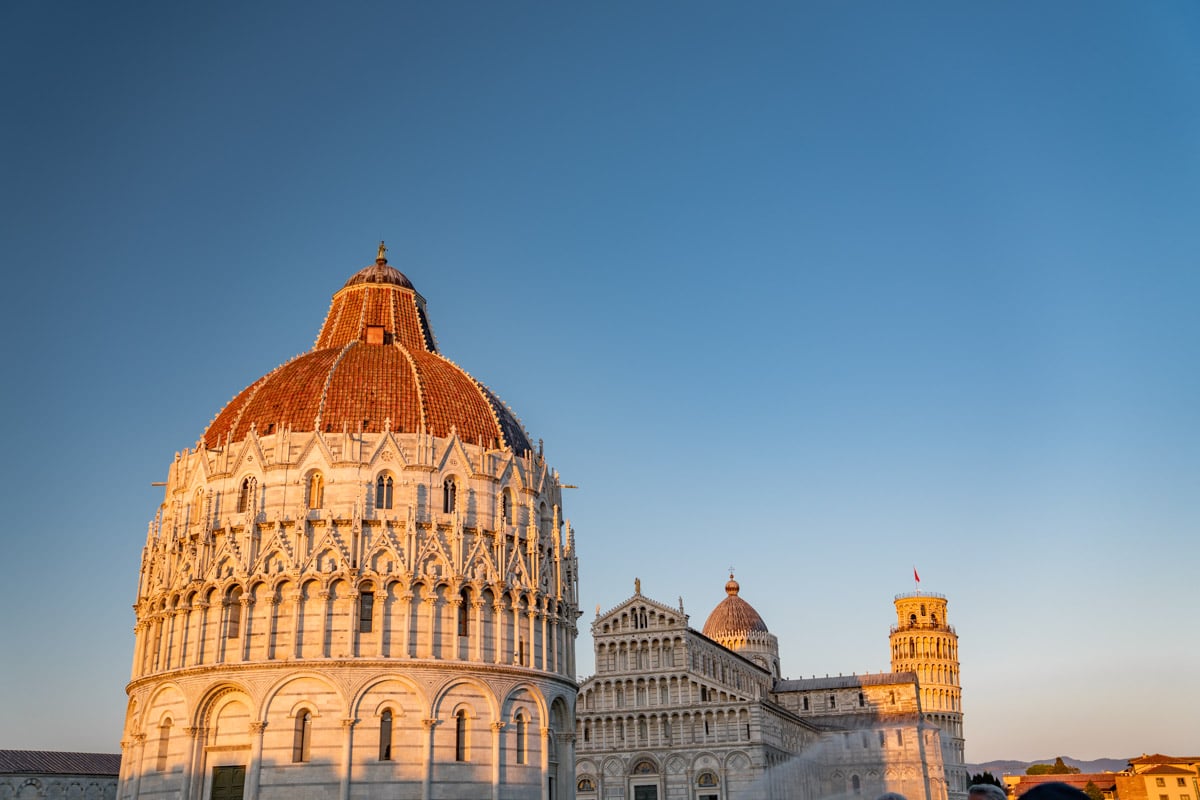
[[702, 574, 769, 637], [202, 245, 532, 454]]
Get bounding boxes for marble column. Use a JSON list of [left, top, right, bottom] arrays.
[[339, 718, 357, 800], [244, 722, 267, 800], [490, 721, 506, 800], [421, 718, 439, 800]]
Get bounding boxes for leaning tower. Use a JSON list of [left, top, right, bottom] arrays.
[[890, 591, 966, 800]]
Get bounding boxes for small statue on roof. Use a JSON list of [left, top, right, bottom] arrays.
[[377, 240, 387, 263]]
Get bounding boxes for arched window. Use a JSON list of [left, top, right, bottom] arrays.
[[501, 489, 512, 524], [852, 775, 862, 794], [802, 696, 809, 711], [359, 588, 375, 633], [443, 477, 457, 513], [375, 474, 393, 510], [909, 613, 917, 626], [931, 612, 938, 625], [226, 587, 243, 639], [237, 477, 256, 513], [858, 691, 865, 707], [156, 718, 172, 771], [457, 589, 470, 637], [515, 712, 528, 764], [455, 709, 468, 761], [307, 472, 324, 510], [828, 695, 836, 709], [293, 710, 312, 762], [379, 710, 393, 761], [578, 777, 596, 792]]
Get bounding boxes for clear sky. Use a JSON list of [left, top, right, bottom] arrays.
[[1, 1, 1197, 763]]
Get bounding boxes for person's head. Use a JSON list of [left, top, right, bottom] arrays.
[[876, 793, 908, 800], [1021, 784, 1090, 800], [969, 785, 1007, 800]]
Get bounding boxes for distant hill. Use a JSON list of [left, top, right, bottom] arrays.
[[967, 757, 1130, 777]]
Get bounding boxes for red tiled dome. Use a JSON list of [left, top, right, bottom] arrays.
[[702, 575, 769, 638], [202, 252, 532, 454]]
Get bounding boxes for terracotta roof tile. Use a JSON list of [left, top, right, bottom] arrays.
[[203, 260, 531, 453]]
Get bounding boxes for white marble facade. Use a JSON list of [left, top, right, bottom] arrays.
[[575, 581, 958, 800], [119, 253, 580, 800]]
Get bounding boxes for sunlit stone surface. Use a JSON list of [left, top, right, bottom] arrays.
[[119, 248, 580, 800], [575, 577, 964, 800]]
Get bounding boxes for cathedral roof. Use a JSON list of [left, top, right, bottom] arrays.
[[702, 575, 769, 638], [0, 751, 121, 776], [202, 246, 532, 454]]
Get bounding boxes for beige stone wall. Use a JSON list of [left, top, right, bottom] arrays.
[[122, 430, 578, 800], [0, 774, 117, 800]]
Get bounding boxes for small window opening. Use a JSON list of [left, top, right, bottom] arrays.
[[455, 710, 468, 761], [515, 713, 527, 764], [156, 719, 172, 771], [226, 588, 243, 638], [359, 590, 374, 633], [379, 710, 393, 761], [293, 711, 312, 762], [376, 475, 393, 509], [458, 590, 470, 637], [443, 477, 457, 513], [237, 477, 255, 514]]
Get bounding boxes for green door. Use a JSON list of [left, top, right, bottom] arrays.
[[634, 786, 658, 800], [211, 766, 245, 800]]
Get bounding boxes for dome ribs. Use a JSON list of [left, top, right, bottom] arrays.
[[315, 284, 431, 353], [408, 350, 501, 446], [203, 373, 270, 449], [395, 292, 429, 352], [201, 262, 522, 450], [320, 343, 422, 435]]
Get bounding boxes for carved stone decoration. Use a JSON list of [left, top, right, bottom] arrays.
[[121, 250, 578, 800]]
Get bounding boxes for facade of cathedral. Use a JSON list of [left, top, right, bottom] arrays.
[[119, 248, 580, 800], [575, 578, 963, 800]]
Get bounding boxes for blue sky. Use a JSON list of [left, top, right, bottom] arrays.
[[1, 2, 1197, 762]]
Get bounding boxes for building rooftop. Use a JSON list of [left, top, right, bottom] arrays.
[[0, 751, 121, 776]]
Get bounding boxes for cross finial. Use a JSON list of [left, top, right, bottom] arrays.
[[376, 241, 388, 264], [728, 565, 735, 578]]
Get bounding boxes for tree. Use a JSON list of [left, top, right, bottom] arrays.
[[970, 772, 1004, 788], [1084, 781, 1104, 800], [1026, 758, 1080, 776]]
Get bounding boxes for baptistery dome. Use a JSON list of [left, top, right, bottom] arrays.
[[203, 249, 531, 454], [120, 245, 579, 800]]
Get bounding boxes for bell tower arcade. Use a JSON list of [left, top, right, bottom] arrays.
[[890, 591, 966, 800]]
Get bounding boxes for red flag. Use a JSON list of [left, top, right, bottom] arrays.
[[913, 567, 920, 583]]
